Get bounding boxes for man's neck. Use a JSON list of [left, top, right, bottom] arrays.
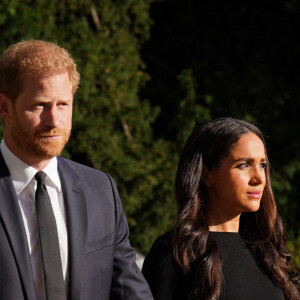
[[1, 138, 53, 171]]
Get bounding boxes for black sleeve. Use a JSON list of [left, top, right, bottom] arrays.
[[142, 232, 188, 300]]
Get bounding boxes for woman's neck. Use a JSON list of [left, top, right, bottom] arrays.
[[207, 210, 241, 232]]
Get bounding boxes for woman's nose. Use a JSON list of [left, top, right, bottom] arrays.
[[250, 166, 265, 185]]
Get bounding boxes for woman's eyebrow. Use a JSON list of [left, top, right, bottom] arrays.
[[232, 157, 267, 163]]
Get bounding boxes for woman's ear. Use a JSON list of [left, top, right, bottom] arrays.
[[0, 94, 11, 120], [202, 165, 213, 187]]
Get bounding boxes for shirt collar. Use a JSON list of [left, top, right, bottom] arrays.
[[0, 139, 61, 194]]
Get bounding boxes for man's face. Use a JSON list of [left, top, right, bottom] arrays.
[[4, 72, 73, 167]]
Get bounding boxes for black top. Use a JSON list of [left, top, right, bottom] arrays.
[[142, 231, 284, 300]]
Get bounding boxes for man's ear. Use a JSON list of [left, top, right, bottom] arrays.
[[0, 94, 11, 120]]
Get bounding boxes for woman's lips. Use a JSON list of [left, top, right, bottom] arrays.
[[247, 191, 262, 199]]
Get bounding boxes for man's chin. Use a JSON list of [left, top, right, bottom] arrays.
[[31, 142, 66, 159]]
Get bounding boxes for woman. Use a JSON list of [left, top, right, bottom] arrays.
[[142, 118, 300, 300]]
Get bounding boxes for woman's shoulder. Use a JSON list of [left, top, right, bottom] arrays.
[[142, 231, 189, 300], [142, 230, 179, 276], [151, 231, 173, 250], [143, 231, 173, 267]]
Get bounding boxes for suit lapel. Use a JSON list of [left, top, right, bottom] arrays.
[[0, 153, 36, 299], [58, 158, 87, 300]]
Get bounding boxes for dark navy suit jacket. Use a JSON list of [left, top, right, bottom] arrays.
[[0, 153, 153, 300]]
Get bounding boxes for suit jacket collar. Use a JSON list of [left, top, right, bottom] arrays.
[[0, 152, 36, 299], [0, 153, 88, 300], [58, 157, 88, 300]]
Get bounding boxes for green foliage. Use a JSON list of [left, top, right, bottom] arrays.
[[0, 0, 175, 253], [287, 236, 300, 267], [141, 0, 300, 258], [1, 0, 300, 259]]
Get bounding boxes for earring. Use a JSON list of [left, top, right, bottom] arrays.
[[203, 180, 211, 187]]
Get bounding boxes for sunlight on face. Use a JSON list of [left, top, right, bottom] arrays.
[[207, 133, 266, 229], [5, 72, 73, 167]]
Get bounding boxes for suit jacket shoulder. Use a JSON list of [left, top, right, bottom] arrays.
[[57, 156, 153, 300], [57, 157, 119, 208], [57, 156, 110, 180]]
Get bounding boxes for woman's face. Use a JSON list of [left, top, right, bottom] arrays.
[[206, 132, 266, 223]]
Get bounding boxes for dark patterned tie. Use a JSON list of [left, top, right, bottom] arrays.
[[35, 171, 66, 300]]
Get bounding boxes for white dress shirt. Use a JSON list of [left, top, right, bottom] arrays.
[[0, 140, 68, 300]]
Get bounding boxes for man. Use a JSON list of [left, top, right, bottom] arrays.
[[0, 40, 153, 300]]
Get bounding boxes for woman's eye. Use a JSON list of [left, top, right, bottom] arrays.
[[238, 163, 249, 169], [259, 162, 266, 169]]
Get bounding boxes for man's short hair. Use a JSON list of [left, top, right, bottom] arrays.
[[0, 39, 80, 100]]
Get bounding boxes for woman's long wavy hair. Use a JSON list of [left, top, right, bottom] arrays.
[[173, 117, 300, 300]]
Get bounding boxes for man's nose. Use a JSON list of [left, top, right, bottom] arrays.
[[43, 107, 60, 128]]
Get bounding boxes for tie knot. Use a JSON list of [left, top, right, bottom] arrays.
[[35, 171, 47, 186]]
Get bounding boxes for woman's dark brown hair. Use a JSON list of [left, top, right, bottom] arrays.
[[173, 117, 300, 299]]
